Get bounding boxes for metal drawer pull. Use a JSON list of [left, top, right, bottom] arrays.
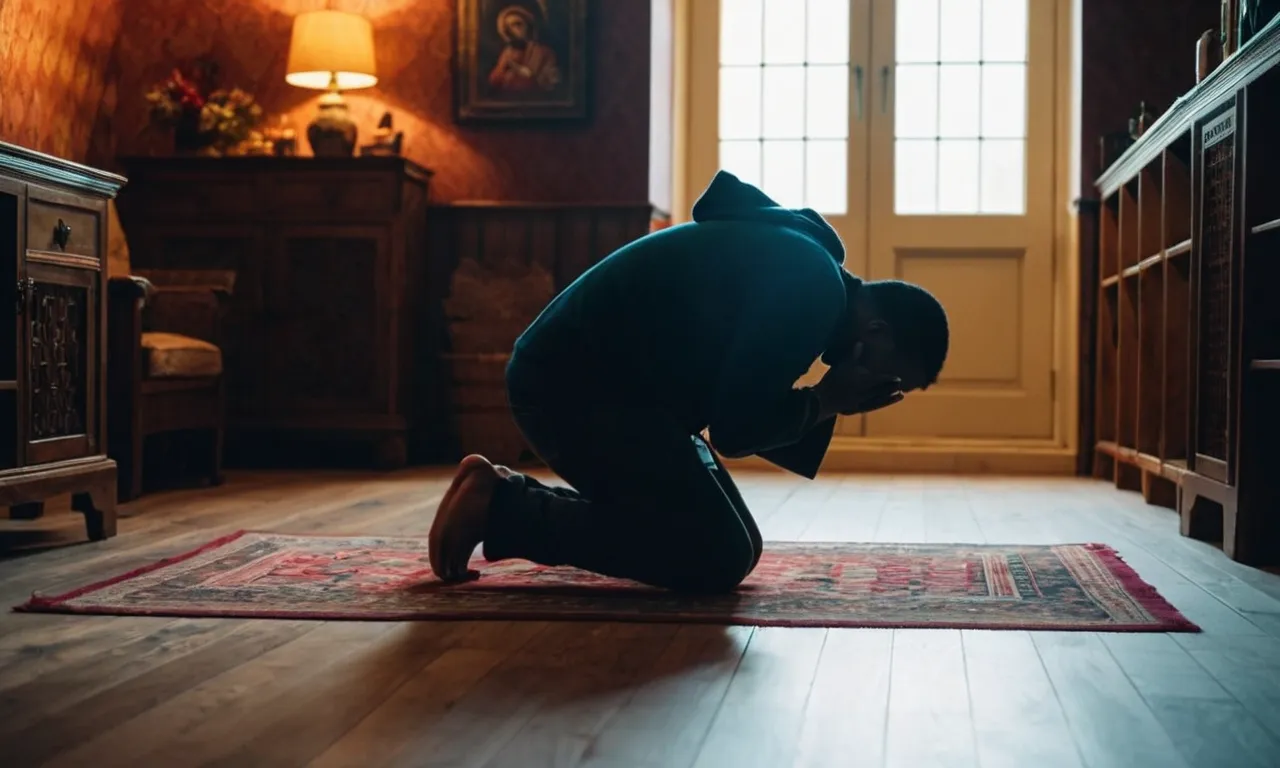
[[53, 219, 71, 250]]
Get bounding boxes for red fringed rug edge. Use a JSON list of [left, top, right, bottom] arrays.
[[15, 529, 253, 613], [11, 531, 1201, 632], [1081, 542, 1199, 631]]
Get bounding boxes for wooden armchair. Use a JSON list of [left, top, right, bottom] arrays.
[[105, 202, 233, 501]]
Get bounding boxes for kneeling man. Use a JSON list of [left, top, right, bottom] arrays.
[[430, 171, 949, 593]]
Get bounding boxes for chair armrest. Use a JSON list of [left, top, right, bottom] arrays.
[[107, 277, 148, 398], [128, 269, 236, 346], [108, 275, 155, 306], [134, 269, 235, 299]]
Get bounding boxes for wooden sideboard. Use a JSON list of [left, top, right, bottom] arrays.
[[0, 142, 122, 539], [1091, 20, 1280, 565], [116, 157, 431, 468]]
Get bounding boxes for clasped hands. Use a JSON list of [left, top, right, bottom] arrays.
[[812, 363, 904, 417]]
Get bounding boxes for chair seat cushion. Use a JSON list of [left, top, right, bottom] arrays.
[[141, 332, 222, 378]]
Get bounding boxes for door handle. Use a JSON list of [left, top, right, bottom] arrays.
[[880, 65, 891, 113], [854, 65, 864, 120], [15, 277, 32, 315]]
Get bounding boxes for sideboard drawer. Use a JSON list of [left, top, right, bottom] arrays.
[[265, 173, 399, 217], [27, 198, 100, 258], [126, 174, 258, 219]]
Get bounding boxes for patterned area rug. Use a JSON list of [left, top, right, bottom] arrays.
[[15, 532, 1198, 631]]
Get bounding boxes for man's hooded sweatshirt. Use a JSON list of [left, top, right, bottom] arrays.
[[507, 171, 856, 479]]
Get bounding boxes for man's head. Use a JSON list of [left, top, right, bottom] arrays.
[[846, 279, 949, 393]]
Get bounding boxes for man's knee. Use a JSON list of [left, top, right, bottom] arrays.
[[747, 526, 763, 571], [665, 536, 755, 594]]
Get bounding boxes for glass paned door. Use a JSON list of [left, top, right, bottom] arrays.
[[690, 0, 1057, 440], [865, 0, 1055, 439], [892, 0, 1029, 215], [691, 0, 871, 292], [718, 0, 853, 214]]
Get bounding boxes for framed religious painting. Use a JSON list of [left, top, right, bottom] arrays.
[[455, 0, 589, 123]]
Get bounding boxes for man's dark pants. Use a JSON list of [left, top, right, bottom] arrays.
[[482, 356, 764, 593]]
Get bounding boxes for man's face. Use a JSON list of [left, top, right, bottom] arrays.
[[854, 324, 926, 393]]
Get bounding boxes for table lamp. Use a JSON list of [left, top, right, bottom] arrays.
[[285, 10, 378, 157]]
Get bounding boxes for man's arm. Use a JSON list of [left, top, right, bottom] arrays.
[[705, 258, 845, 459], [754, 417, 837, 479], [708, 387, 826, 459]]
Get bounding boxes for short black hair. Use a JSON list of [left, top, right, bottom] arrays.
[[864, 279, 949, 388]]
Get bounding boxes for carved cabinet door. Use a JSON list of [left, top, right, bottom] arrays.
[[1189, 97, 1243, 486], [259, 226, 392, 418], [21, 257, 99, 465]]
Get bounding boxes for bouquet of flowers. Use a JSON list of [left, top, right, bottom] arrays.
[[145, 59, 264, 155]]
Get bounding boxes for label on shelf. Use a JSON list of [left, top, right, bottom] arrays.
[[1203, 106, 1237, 148]]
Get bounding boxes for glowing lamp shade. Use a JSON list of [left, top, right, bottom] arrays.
[[285, 10, 378, 91]]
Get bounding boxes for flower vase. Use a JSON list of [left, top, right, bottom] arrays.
[[172, 111, 210, 155]]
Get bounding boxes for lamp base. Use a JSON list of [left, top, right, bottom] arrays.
[[307, 91, 357, 158]]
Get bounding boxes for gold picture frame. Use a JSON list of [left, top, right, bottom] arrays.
[[454, 0, 589, 123]]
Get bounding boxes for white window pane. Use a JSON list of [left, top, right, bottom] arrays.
[[938, 64, 980, 138], [981, 63, 1025, 138], [980, 139, 1025, 214], [763, 0, 805, 64], [721, 0, 764, 65], [806, 140, 847, 214], [762, 140, 805, 208], [719, 67, 762, 139], [806, 0, 849, 64], [894, 65, 938, 139], [720, 141, 762, 188], [896, 139, 938, 214], [983, 0, 1028, 62], [762, 66, 806, 138], [806, 65, 848, 138], [896, 0, 938, 63], [940, 0, 981, 62], [938, 139, 980, 213]]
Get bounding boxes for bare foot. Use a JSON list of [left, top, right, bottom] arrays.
[[429, 455, 501, 582]]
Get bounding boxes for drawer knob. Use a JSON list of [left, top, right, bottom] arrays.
[[53, 219, 71, 250]]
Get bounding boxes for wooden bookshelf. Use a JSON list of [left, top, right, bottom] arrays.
[[1091, 20, 1280, 566]]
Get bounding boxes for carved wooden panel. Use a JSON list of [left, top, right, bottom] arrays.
[[28, 281, 87, 439], [23, 259, 98, 465], [1197, 140, 1234, 462], [1191, 102, 1239, 479]]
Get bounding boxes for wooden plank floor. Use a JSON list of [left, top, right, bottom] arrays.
[[2, 469, 1280, 768]]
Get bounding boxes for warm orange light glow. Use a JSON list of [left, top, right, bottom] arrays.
[[285, 10, 378, 91]]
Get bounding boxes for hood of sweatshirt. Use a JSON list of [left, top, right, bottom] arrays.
[[689, 170, 846, 266]]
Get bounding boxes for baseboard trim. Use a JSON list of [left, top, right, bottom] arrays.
[[726, 438, 1078, 475]]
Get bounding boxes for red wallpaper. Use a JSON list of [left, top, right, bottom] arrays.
[[0, 0, 124, 167], [110, 0, 654, 203], [1079, 0, 1221, 192]]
